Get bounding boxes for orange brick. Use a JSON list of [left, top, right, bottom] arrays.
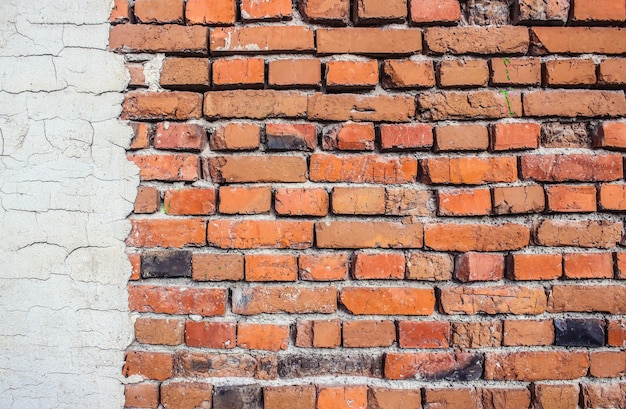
[[369, 388, 422, 409], [440, 286, 546, 315], [508, 253, 562, 280], [206, 155, 307, 183], [185, 321, 236, 348], [490, 57, 541, 86], [134, 0, 184, 23], [122, 91, 203, 121], [125, 383, 158, 409], [503, 319, 554, 346], [493, 185, 545, 215], [128, 253, 141, 281], [266, 123, 317, 151], [438, 59, 489, 87], [208, 220, 313, 249], [438, 188, 491, 216], [353, 0, 406, 24], [410, 0, 461, 23], [275, 188, 329, 216], [210, 123, 261, 151], [599, 59, 626, 86], [212, 58, 265, 87], [424, 388, 480, 409], [382, 59, 435, 89], [352, 252, 405, 280], [491, 122, 540, 151], [160, 57, 210, 88], [241, 0, 292, 21], [323, 123, 376, 151], [563, 253, 614, 279], [590, 351, 626, 378], [264, 386, 316, 409], [485, 351, 588, 381], [425, 223, 529, 252], [600, 184, 626, 211], [340, 287, 435, 315], [544, 59, 596, 86], [425, 27, 529, 55], [316, 28, 421, 55], [135, 317, 184, 346], [237, 323, 289, 351], [204, 90, 307, 119], [128, 285, 227, 316], [594, 122, 626, 150], [332, 186, 385, 215], [163, 188, 215, 216], [546, 185, 597, 213], [316, 221, 423, 249], [572, 0, 626, 22], [110, 0, 131, 23], [130, 154, 200, 182], [617, 253, 626, 279], [134, 186, 159, 214], [418, 90, 522, 120], [109, 24, 208, 54], [318, 386, 367, 409], [423, 156, 517, 185], [535, 219, 623, 249], [308, 93, 415, 122], [218, 186, 271, 214], [311, 153, 417, 184], [268, 58, 321, 87], [523, 90, 626, 117], [343, 320, 396, 347], [127, 63, 146, 87], [299, 0, 349, 24], [521, 153, 623, 182], [130, 122, 152, 150], [298, 253, 349, 281], [127, 219, 206, 248], [210, 26, 314, 54], [192, 253, 244, 281], [186, 0, 236, 24], [398, 321, 450, 349], [123, 351, 173, 381], [380, 124, 433, 150], [435, 124, 489, 151], [161, 382, 213, 409], [532, 27, 626, 55], [326, 59, 378, 89], [245, 254, 298, 282], [455, 252, 504, 282], [548, 284, 626, 313], [313, 320, 342, 348]]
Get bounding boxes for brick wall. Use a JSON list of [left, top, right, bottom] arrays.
[[112, 0, 626, 407]]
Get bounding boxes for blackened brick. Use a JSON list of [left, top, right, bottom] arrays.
[[213, 385, 263, 409], [141, 250, 192, 278], [277, 353, 383, 378], [555, 318, 605, 348]]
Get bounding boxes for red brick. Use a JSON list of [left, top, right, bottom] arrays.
[[546, 185, 597, 213], [310, 153, 417, 184], [424, 156, 517, 185], [485, 351, 589, 381], [544, 59, 596, 86], [218, 186, 271, 214], [521, 153, 623, 182], [127, 63, 146, 88], [548, 285, 626, 313], [503, 319, 554, 346], [130, 122, 152, 150], [384, 352, 481, 380], [532, 384, 580, 409], [208, 220, 313, 249], [241, 0, 292, 21], [581, 383, 626, 409], [352, 252, 405, 280], [308, 93, 415, 122], [266, 123, 317, 151], [368, 388, 422, 409], [353, 0, 406, 24], [210, 123, 261, 150], [206, 155, 306, 183], [185, 321, 236, 348], [127, 219, 206, 248], [154, 123, 205, 151], [275, 188, 329, 216], [594, 121, 626, 150], [128, 253, 141, 281], [298, 253, 349, 281], [382, 59, 435, 89], [608, 320, 626, 347], [110, 24, 208, 54], [490, 57, 541, 86], [212, 58, 264, 87], [491, 122, 540, 151], [563, 253, 614, 279], [572, 0, 626, 22], [122, 91, 203, 121], [125, 383, 158, 409], [161, 382, 213, 409], [332, 187, 385, 215], [438, 60, 489, 87], [380, 124, 433, 151], [343, 320, 396, 347], [425, 223, 529, 252], [508, 253, 562, 280], [601, 184, 626, 211], [323, 123, 375, 151], [210, 26, 314, 54], [513, 0, 569, 23], [232, 286, 337, 315], [406, 252, 453, 281], [186, 0, 235, 24], [134, 186, 159, 214], [493, 185, 545, 215], [438, 188, 491, 216], [425, 27, 529, 54], [424, 388, 479, 409], [163, 189, 215, 216], [435, 124, 488, 152], [123, 351, 173, 381], [398, 321, 450, 349], [326, 60, 378, 89], [317, 28, 422, 55], [531, 27, 626, 55], [135, 317, 184, 346], [245, 254, 297, 282], [441, 286, 546, 315], [618, 253, 626, 279], [451, 321, 502, 349], [128, 285, 227, 316], [204, 90, 307, 119], [264, 385, 316, 409], [110, 0, 130, 23], [410, 0, 461, 23], [268, 58, 321, 88], [418, 91, 522, 120], [590, 351, 626, 378], [535, 219, 623, 249], [130, 154, 200, 182], [317, 386, 367, 409], [316, 221, 423, 249], [299, 0, 349, 24], [599, 59, 626, 86], [192, 253, 244, 281], [386, 189, 434, 216], [455, 253, 504, 282], [237, 323, 289, 351], [340, 287, 435, 315], [480, 388, 531, 409]]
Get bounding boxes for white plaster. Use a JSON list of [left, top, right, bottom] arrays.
[[0, 0, 136, 407]]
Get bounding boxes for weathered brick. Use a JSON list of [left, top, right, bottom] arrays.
[[127, 219, 206, 248], [513, 0, 569, 23], [548, 285, 626, 313], [438, 60, 489, 88], [134, 186, 159, 214], [210, 26, 314, 54], [608, 320, 626, 347], [451, 321, 502, 349], [343, 320, 396, 347], [240, 0, 292, 21], [572, 0, 626, 22], [219, 186, 271, 215], [341, 287, 435, 315], [268, 58, 321, 88], [423, 388, 480, 409], [161, 382, 213, 409], [160, 58, 210, 88], [154, 122, 206, 151], [208, 220, 313, 249], [212, 58, 265, 87], [352, 252, 405, 280], [277, 352, 382, 378], [555, 318, 605, 348], [406, 252, 454, 281], [581, 383, 626, 409], [128, 253, 141, 281], [316, 221, 423, 249], [110, 0, 130, 23], [600, 184, 626, 211], [521, 154, 623, 182], [204, 90, 307, 119], [546, 185, 597, 213], [525, 90, 626, 117], [325, 60, 378, 89], [503, 319, 554, 346], [109, 24, 208, 54], [310, 153, 417, 184], [127, 63, 146, 88], [455, 252, 504, 282], [264, 385, 316, 409], [531, 27, 626, 55], [382, 59, 435, 89], [125, 383, 159, 409], [563, 253, 614, 279], [206, 156, 307, 183], [434, 124, 489, 151], [237, 323, 289, 351], [275, 188, 329, 216], [185, 321, 236, 349], [385, 188, 434, 216], [418, 91, 522, 120], [298, 253, 349, 281], [532, 384, 580, 409], [245, 254, 297, 282], [130, 154, 200, 182], [192, 253, 244, 281], [438, 188, 491, 216], [122, 91, 203, 121], [308, 93, 415, 122], [441, 285, 546, 315], [299, 0, 349, 24], [535, 219, 623, 248], [385, 352, 483, 381], [410, 0, 461, 23], [380, 124, 433, 151], [123, 351, 173, 381], [140, 250, 192, 279], [480, 388, 531, 409], [186, 0, 236, 24], [210, 123, 261, 151], [541, 122, 590, 148], [130, 122, 152, 150], [423, 156, 517, 184], [368, 388, 422, 409], [353, 0, 406, 24], [544, 59, 597, 86], [177, 352, 275, 379], [425, 27, 529, 54], [323, 122, 375, 151], [232, 286, 337, 314], [490, 122, 540, 151], [485, 351, 589, 381], [507, 253, 562, 280], [128, 285, 227, 316], [135, 317, 184, 346], [424, 223, 530, 252], [490, 57, 541, 86], [163, 188, 215, 216], [599, 59, 626, 86], [317, 28, 422, 55], [398, 321, 450, 349], [317, 386, 367, 409], [332, 187, 385, 215], [266, 123, 316, 151]]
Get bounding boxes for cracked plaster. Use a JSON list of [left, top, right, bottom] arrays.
[[0, 0, 137, 407]]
